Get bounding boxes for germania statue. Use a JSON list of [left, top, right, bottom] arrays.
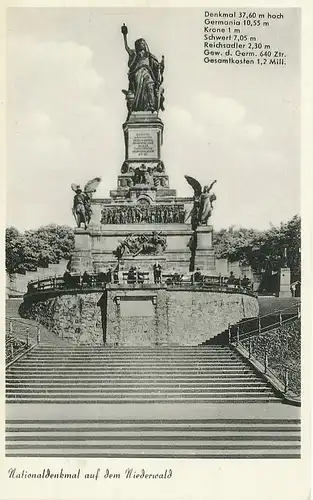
[[121, 23, 165, 115]]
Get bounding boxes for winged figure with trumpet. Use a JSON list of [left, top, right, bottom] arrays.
[[185, 176, 217, 230], [71, 177, 101, 229]]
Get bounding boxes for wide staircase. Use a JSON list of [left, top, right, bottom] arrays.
[[6, 345, 280, 404], [6, 416, 300, 458], [6, 344, 300, 458]]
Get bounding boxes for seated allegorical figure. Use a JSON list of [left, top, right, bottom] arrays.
[[134, 164, 147, 185]]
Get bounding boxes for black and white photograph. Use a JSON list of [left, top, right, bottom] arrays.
[[3, 4, 306, 492]]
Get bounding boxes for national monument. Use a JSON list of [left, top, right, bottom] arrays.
[[22, 25, 259, 345]]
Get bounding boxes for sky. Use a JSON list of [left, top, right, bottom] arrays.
[[6, 7, 300, 231]]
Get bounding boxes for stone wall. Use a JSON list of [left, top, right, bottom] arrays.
[[106, 288, 259, 346], [21, 292, 104, 344], [166, 291, 257, 345], [21, 287, 259, 346]]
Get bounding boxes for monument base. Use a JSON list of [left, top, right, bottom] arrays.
[[70, 105, 217, 276], [123, 112, 163, 163], [71, 229, 93, 273], [21, 287, 259, 346], [194, 226, 215, 271], [71, 224, 197, 274]]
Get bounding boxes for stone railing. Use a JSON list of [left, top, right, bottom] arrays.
[[25, 272, 256, 298], [228, 303, 301, 343], [6, 318, 41, 367], [229, 311, 301, 403]]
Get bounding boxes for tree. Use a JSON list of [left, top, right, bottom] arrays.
[[5, 225, 75, 274], [213, 215, 301, 275], [213, 226, 264, 265], [259, 215, 301, 278], [5, 227, 25, 274], [262, 215, 301, 270]]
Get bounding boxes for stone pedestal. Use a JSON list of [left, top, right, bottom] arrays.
[[194, 225, 215, 271], [70, 224, 194, 274], [71, 229, 93, 273], [110, 110, 176, 201], [279, 267, 292, 297], [196, 226, 213, 250], [123, 112, 163, 164], [129, 185, 157, 203]]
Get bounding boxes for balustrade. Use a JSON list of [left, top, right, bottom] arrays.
[[26, 272, 256, 296], [284, 366, 289, 393], [6, 319, 41, 366], [264, 344, 268, 374], [229, 307, 300, 397], [248, 337, 252, 359]]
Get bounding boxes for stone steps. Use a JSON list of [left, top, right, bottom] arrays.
[[6, 372, 256, 386], [23, 355, 240, 366], [6, 381, 266, 387], [7, 397, 279, 404], [6, 344, 280, 404], [6, 418, 300, 458], [6, 344, 288, 458], [33, 349, 231, 352], [6, 387, 273, 394], [11, 364, 258, 376]]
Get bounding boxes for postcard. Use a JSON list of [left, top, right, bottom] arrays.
[[1, 3, 310, 500]]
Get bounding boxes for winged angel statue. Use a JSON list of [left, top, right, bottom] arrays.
[[71, 177, 101, 229], [185, 176, 217, 230]]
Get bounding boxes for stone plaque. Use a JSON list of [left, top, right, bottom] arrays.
[[128, 128, 158, 159], [120, 300, 155, 317]]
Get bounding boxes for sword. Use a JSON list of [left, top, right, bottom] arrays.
[[156, 56, 164, 111]]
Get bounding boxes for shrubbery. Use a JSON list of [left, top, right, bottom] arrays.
[[6, 225, 74, 275], [213, 215, 301, 276]]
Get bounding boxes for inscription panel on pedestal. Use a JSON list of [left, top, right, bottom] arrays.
[[128, 128, 159, 160]]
